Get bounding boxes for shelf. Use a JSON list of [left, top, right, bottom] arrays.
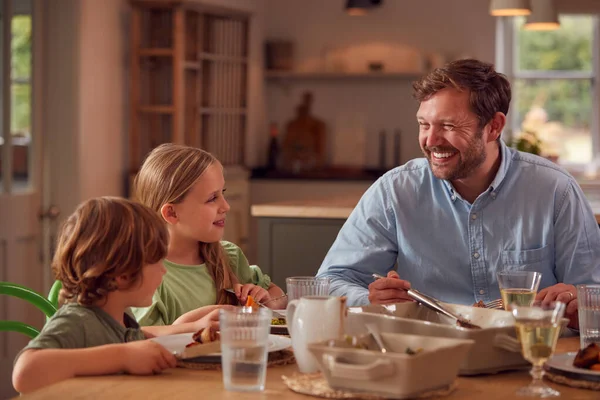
[[199, 107, 247, 115], [138, 105, 174, 114], [138, 48, 174, 57], [199, 53, 247, 64], [265, 70, 423, 81], [184, 61, 201, 70]]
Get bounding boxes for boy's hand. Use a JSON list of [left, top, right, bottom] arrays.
[[122, 341, 177, 375], [234, 283, 270, 304]]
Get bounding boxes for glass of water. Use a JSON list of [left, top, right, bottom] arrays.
[[286, 276, 330, 301], [577, 284, 600, 349], [220, 307, 272, 392]]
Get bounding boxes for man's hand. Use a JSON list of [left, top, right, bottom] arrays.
[[368, 271, 413, 305], [535, 283, 578, 329]]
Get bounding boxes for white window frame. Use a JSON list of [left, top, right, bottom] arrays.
[[495, 15, 600, 175]]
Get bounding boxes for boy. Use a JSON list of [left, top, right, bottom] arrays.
[[13, 197, 220, 394]]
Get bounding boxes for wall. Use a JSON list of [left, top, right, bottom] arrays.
[[78, 0, 128, 200], [262, 0, 497, 168]]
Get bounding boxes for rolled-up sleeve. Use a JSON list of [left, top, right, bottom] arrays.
[[554, 180, 600, 286]]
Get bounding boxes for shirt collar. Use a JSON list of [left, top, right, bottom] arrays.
[[441, 139, 512, 201]]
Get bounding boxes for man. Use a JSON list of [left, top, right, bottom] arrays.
[[316, 58, 600, 328]]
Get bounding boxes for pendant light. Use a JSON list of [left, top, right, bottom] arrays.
[[524, 0, 559, 30], [345, 0, 382, 16], [490, 0, 531, 16]]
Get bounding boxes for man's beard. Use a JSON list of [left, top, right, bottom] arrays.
[[423, 130, 486, 181]]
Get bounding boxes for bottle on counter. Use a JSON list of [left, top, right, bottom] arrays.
[[267, 122, 280, 170]]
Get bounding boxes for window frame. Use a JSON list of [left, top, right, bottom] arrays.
[[495, 15, 600, 174]]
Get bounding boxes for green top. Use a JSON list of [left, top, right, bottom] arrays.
[[131, 241, 272, 326], [16, 303, 146, 362]]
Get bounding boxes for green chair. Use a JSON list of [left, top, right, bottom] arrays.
[[47, 280, 62, 308], [0, 282, 58, 338]]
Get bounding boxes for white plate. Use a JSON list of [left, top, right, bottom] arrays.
[[151, 333, 291, 359], [544, 352, 600, 382]]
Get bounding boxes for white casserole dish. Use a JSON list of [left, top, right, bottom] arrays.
[[346, 302, 528, 375], [308, 332, 474, 399]]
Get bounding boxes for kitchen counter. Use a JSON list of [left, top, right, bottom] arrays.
[[252, 192, 600, 223], [251, 192, 363, 219]]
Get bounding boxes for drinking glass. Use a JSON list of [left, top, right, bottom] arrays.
[[497, 271, 542, 310], [285, 276, 330, 301], [511, 301, 566, 398], [219, 307, 272, 392], [577, 284, 600, 348]]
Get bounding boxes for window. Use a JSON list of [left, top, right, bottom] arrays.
[[497, 15, 599, 168]]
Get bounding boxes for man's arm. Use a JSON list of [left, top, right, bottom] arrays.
[[548, 180, 600, 327], [316, 178, 401, 306]]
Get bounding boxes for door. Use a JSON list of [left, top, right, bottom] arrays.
[[0, 0, 45, 397]]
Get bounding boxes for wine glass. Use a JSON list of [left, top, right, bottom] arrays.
[[497, 271, 542, 310], [511, 301, 566, 398]]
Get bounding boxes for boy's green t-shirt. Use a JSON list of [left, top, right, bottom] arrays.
[[131, 241, 272, 326], [15, 303, 146, 363]]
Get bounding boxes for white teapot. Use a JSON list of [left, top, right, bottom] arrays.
[[286, 296, 346, 373]]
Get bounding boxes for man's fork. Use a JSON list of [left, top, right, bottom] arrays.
[[484, 298, 504, 310]]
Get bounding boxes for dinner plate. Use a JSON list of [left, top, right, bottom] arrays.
[[270, 324, 288, 335], [151, 333, 291, 363], [544, 352, 600, 382]]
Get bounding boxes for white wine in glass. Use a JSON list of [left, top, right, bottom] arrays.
[[512, 302, 566, 398], [497, 271, 542, 310], [501, 288, 537, 309]]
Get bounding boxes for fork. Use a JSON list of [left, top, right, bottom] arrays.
[[484, 298, 504, 310]]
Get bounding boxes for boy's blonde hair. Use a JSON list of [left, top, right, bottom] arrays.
[[52, 197, 168, 306], [133, 143, 238, 304]]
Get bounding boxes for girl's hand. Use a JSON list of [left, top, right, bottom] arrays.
[[192, 305, 236, 331], [234, 283, 270, 305], [122, 341, 177, 375]]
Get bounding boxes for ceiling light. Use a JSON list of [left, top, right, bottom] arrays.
[[524, 0, 559, 30], [490, 0, 532, 16]]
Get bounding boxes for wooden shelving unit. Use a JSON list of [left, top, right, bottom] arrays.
[[265, 70, 423, 81], [129, 0, 252, 251], [129, 0, 250, 173]]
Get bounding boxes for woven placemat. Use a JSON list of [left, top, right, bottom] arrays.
[[177, 349, 296, 370], [545, 371, 600, 391], [282, 372, 457, 399]]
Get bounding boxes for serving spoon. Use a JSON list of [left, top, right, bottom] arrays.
[[371, 274, 481, 329]]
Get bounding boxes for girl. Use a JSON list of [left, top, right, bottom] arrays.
[[13, 197, 220, 394], [132, 143, 286, 326]]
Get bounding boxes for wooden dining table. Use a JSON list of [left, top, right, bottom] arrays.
[[17, 337, 597, 400]]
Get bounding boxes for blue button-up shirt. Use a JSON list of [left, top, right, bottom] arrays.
[[317, 141, 600, 306]]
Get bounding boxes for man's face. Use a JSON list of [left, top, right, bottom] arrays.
[[417, 88, 489, 181]]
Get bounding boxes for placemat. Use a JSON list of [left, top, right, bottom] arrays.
[[177, 349, 295, 370], [545, 371, 600, 391], [282, 372, 457, 399]]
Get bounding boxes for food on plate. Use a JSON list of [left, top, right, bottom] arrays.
[[405, 347, 423, 355], [245, 295, 260, 311], [185, 327, 220, 348], [573, 342, 600, 370], [472, 300, 486, 308], [271, 317, 286, 325]]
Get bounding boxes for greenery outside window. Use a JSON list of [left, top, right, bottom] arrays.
[[497, 15, 599, 170]]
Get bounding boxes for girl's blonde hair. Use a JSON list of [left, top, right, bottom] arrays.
[[53, 197, 169, 306], [134, 143, 238, 304]]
